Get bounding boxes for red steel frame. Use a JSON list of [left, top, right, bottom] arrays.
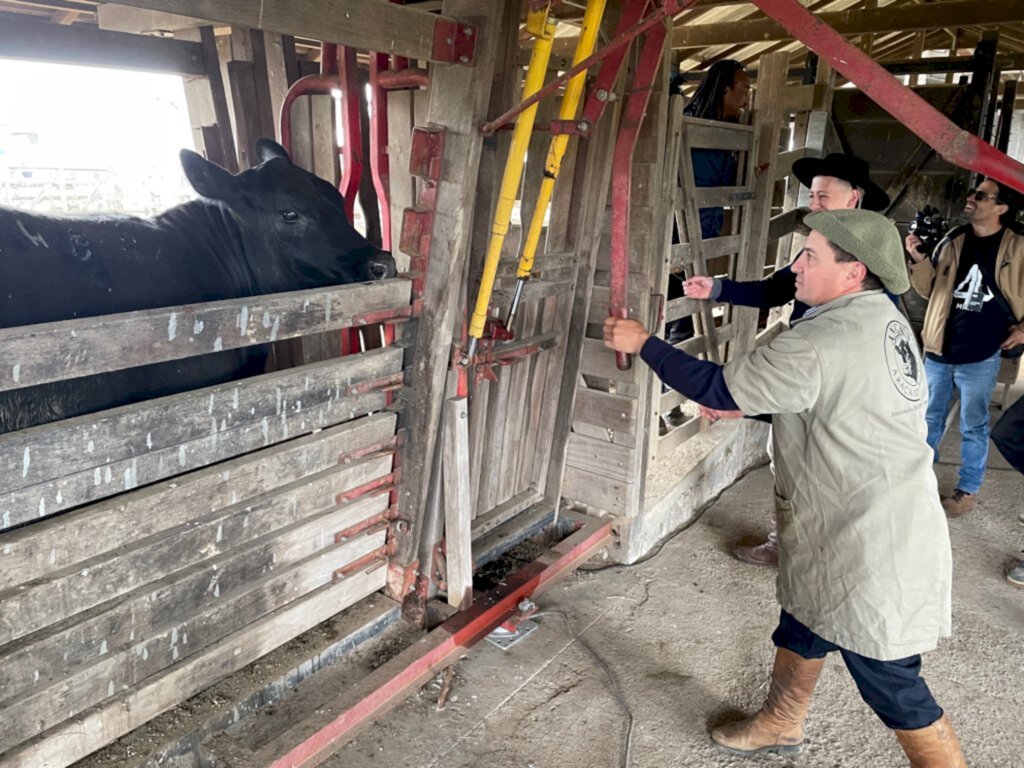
[[267, 514, 613, 768], [609, 6, 670, 371], [749, 0, 1024, 195]]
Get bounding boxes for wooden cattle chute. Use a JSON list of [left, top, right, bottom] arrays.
[[0, 278, 412, 766]]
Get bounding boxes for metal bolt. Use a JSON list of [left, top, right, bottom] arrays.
[[518, 598, 536, 614], [596, 88, 609, 101], [577, 121, 590, 132], [459, 55, 469, 63], [463, 26, 474, 36], [446, 37, 453, 44]]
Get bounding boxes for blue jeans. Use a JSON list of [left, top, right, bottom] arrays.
[[772, 610, 942, 730], [924, 352, 1001, 494]]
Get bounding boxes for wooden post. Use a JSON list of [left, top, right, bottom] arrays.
[[733, 51, 788, 353], [442, 398, 473, 610]]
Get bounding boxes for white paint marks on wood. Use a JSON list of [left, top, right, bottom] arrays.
[[12, 364, 19, 383], [22, 447, 30, 478], [167, 313, 178, 342]]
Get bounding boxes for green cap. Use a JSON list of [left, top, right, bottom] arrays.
[[803, 209, 910, 294]]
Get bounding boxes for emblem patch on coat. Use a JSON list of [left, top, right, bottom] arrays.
[[884, 321, 922, 402]]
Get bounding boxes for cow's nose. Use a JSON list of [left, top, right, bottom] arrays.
[[369, 253, 396, 280]]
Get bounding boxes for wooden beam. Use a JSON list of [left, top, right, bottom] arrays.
[[106, 0, 475, 64], [0, 15, 205, 74], [441, 397, 473, 611], [673, 0, 1024, 48]]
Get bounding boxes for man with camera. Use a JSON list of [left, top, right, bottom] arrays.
[[905, 177, 1024, 517]]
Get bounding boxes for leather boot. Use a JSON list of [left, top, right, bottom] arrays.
[[711, 648, 825, 756], [895, 713, 968, 767]]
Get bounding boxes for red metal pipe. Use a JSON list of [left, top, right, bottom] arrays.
[[748, 0, 1024, 195], [377, 67, 429, 90], [578, 0, 652, 130], [479, 0, 696, 136], [369, 53, 394, 252], [267, 515, 612, 768], [279, 74, 337, 157], [338, 46, 364, 222], [610, 16, 668, 371]]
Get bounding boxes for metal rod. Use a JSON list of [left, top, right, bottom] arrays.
[[479, 0, 696, 136], [507, 0, 608, 333], [610, 13, 668, 371], [467, 6, 557, 357]]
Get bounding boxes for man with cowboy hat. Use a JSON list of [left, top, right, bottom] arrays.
[[605, 209, 964, 765], [683, 152, 892, 567]]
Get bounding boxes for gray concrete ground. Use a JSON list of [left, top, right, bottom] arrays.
[[315, 388, 1024, 768]]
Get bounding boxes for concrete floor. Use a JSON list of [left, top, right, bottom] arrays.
[[316, 388, 1024, 768]]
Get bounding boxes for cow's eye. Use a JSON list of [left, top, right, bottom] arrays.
[[280, 210, 299, 223]]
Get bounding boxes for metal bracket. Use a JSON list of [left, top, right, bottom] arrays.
[[432, 18, 477, 66], [485, 598, 540, 651]]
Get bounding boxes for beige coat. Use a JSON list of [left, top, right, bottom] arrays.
[[909, 227, 1024, 356], [724, 291, 952, 660]]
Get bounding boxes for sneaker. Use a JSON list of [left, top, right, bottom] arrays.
[[1007, 562, 1024, 589], [941, 489, 976, 518], [732, 538, 779, 567]]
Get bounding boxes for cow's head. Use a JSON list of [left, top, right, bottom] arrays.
[[179, 140, 396, 290]]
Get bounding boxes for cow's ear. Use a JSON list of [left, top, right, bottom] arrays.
[[180, 149, 238, 201], [256, 139, 291, 164]]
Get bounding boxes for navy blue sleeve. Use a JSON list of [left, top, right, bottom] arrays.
[[717, 265, 797, 309], [639, 336, 740, 410]]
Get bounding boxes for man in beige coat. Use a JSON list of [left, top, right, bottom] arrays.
[[604, 210, 963, 765]]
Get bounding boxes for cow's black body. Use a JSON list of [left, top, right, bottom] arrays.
[[0, 140, 395, 433]]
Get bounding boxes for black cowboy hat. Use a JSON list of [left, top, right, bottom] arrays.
[[791, 153, 890, 212]]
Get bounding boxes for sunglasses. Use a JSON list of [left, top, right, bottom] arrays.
[[967, 188, 1002, 203]]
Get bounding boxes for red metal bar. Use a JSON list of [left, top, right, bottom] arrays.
[[369, 53, 394, 253], [279, 74, 337, 156], [578, 0, 652, 130], [479, 0, 695, 136], [267, 514, 612, 768], [610, 17, 669, 371], [377, 68, 429, 90], [337, 472, 398, 505], [338, 46, 364, 221], [748, 0, 1024, 195]]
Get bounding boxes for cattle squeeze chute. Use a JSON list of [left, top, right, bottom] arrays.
[[0, 138, 412, 767]]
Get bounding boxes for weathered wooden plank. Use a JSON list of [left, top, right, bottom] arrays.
[[441, 398, 473, 611], [471, 488, 543, 541], [2, 565, 386, 768], [0, 347, 402, 528], [0, 455, 392, 646], [656, 412, 704, 452], [0, 279, 410, 392], [0, 413, 395, 591], [572, 388, 638, 435], [692, 186, 756, 208], [579, 337, 639, 383], [671, 234, 744, 269], [0, 494, 387, 709], [0, 15, 205, 75], [683, 119, 755, 150], [565, 432, 635, 485], [560, 464, 629, 515], [0, 505, 386, 752], [107, 0, 465, 64], [663, 296, 705, 324]]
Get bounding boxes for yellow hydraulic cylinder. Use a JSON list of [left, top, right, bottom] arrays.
[[506, 0, 607, 332], [466, 6, 556, 360]]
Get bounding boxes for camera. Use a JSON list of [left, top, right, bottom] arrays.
[[908, 205, 949, 258]]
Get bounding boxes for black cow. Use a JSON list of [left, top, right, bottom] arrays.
[[0, 139, 395, 433]]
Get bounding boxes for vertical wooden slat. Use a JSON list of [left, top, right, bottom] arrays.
[[442, 398, 474, 610]]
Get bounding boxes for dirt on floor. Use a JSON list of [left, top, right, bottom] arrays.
[[306, 390, 1024, 768]]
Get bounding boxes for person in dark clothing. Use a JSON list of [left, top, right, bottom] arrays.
[[665, 60, 750, 348], [681, 153, 891, 566], [906, 177, 1024, 517]]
